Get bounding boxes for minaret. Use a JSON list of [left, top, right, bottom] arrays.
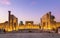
[[8, 11, 11, 26], [48, 11, 51, 29]]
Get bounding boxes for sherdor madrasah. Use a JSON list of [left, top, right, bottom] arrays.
[[0, 11, 60, 32], [40, 12, 60, 31]]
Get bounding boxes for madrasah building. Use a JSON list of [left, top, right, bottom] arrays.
[[0, 11, 18, 31], [40, 12, 60, 31], [0, 11, 40, 32], [0, 11, 60, 32]]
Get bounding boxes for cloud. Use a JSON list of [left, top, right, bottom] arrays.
[[0, 0, 11, 5]]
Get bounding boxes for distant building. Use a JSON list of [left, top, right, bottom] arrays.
[[19, 21, 24, 25], [56, 22, 60, 28], [0, 23, 4, 30], [19, 21, 40, 29], [0, 11, 40, 32], [0, 21, 9, 31], [0, 11, 60, 33], [8, 11, 18, 31], [25, 21, 33, 25], [40, 12, 56, 30]]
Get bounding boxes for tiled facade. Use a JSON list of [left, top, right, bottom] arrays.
[[0, 11, 60, 32], [40, 11, 60, 31], [8, 11, 18, 31]]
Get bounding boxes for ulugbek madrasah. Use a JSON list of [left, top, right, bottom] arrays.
[[0, 11, 60, 33]]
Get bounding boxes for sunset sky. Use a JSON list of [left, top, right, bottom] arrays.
[[0, 0, 60, 24]]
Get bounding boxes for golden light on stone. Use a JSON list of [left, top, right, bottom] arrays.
[[0, 11, 60, 32]]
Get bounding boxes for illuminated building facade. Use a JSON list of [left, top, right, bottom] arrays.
[[8, 11, 18, 31], [19, 21, 24, 25], [19, 21, 40, 29], [0, 21, 9, 31], [25, 21, 33, 25], [41, 12, 56, 30], [0, 11, 60, 33], [0, 23, 4, 30], [56, 22, 60, 28]]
